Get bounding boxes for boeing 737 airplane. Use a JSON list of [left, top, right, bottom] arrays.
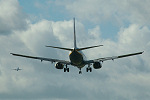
[[10, 18, 143, 74], [12, 67, 22, 71]]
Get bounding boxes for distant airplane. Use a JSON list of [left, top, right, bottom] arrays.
[[12, 67, 22, 71], [10, 18, 143, 74]]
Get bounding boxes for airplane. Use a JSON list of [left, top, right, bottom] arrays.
[[10, 18, 143, 74], [12, 67, 22, 71]]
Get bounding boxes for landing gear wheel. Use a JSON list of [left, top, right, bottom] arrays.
[[79, 71, 82, 74], [64, 65, 69, 72], [67, 68, 69, 72], [79, 68, 82, 74], [64, 68, 69, 72], [64, 68, 66, 72], [86, 68, 88, 72], [89, 67, 92, 72], [86, 67, 92, 72]]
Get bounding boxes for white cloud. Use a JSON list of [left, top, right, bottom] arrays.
[[0, 0, 150, 100], [1, 19, 150, 100], [118, 24, 150, 49], [5, 19, 150, 100], [0, 0, 28, 34], [57, 0, 150, 25]]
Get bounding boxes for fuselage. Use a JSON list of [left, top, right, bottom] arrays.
[[14, 67, 21, 71], [69, 49, 85, 68]]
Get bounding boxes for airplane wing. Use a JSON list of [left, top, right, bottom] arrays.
[[10, 53, 71, 65], [85, 51, 143, 63]]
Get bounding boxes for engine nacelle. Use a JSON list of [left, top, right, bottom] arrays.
[[93, 62, 102, 69], [55, 63, 64, 69]]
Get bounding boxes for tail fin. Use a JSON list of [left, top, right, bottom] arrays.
[[46, 18, 77, 51], [73, 18, 103, 51], [74, 18, 77, 49], [46, 18, 103, 51]]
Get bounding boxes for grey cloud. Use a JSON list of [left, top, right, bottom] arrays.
[[0, 18, 150, 100], [0, 0, 28, 35], [0, 1, 150, 99]]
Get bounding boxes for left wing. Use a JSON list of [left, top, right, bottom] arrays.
[[85, 51, 143, 63], [12, 69, 22, 71], [10, 53, 71, 65]]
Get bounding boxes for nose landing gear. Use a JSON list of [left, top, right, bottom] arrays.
[[79, 68, 82, 74]]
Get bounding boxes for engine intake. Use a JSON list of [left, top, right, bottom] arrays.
[[55, 63, 64, 69], [93, 62, 102, 69]]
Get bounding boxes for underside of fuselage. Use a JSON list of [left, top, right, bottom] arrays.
[[69, 49, 85, 68]]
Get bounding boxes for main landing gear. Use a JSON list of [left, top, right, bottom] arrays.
[[78, 64, 92, 74], [63, 64, 92, 74], [86, 67, 92, 72], [86, 64, 92, 72], [64, 65, 69, 72]]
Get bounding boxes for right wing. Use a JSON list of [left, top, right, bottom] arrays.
[[95, 52, 143, 62], [10, 53, 71, 65], [85, 51, 143, 64]]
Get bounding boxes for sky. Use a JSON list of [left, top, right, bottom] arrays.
[[0, 0, 150, 100]]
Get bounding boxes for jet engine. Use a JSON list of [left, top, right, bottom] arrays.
[[55, 63, 64, 69], [93, 62, 102, 69]]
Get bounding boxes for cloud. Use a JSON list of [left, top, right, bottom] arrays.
[[1, 18, 150, 100], [0, 0, 150, 100], [0, 0, 28, 35], [57, 0, 150, 25]]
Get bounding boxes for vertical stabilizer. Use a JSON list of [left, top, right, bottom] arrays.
[[74, 18, 77, 49]]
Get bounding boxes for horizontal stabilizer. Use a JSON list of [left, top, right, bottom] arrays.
[[76, 45, 103, 51], [46, 45, 73, 51]]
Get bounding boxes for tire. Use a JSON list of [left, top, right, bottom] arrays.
[[67, 68, 69, 72], [86, 68, 89, 72], [64, 68, 66, 72]]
